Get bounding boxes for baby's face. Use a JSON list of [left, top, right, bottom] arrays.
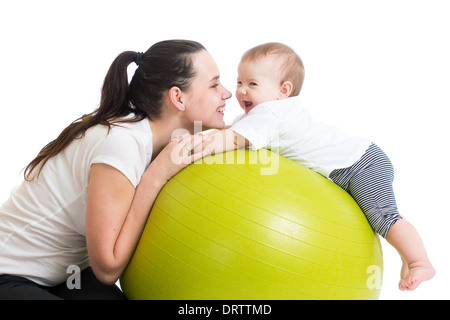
[[236, 57, 283, 114]]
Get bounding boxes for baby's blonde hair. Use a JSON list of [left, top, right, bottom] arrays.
[[241, 42, 305, 96]]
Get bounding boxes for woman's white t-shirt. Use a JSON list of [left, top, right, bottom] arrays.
[[230, 96, 371, 178], [0, 117, 153, 286]]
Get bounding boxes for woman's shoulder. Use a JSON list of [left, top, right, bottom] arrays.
[[86, 116, 152, 144], [111, 115, 151, 136], [74, 117, 153, 167]]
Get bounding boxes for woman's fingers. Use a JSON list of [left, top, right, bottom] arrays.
[[190, 147, 211, 163], [170, 133, 210, 165]]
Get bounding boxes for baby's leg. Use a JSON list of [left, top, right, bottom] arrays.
[[386, 219, 435, 290], [338, 144, 435, 290], [345, 145, 401, 239]]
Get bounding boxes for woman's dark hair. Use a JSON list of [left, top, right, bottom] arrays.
[[24, 40, 206, 181]]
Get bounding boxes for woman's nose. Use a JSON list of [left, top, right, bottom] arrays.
[[222, 86, 232, 100]]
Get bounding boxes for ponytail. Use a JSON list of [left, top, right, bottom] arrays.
[[24, 40, 206, 181]]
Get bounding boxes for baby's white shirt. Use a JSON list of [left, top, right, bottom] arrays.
[[230, 96, 371, 178]]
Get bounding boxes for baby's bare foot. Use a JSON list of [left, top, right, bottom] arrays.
[[399, 263, 435, 291]]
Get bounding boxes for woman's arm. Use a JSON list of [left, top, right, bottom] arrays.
[[86, 134, 207, 285]]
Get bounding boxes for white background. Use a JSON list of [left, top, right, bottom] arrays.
[[1, 0, 449, 300]]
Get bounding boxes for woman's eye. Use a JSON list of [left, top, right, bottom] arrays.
[[249, 82, 257, 86]]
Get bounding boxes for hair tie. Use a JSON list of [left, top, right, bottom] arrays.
[[135, 52, 144, 66]]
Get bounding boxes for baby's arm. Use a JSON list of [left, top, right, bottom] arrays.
[[202, 129, 249, 155]]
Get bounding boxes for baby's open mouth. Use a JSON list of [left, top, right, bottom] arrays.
[[243, 101, 253, 113]]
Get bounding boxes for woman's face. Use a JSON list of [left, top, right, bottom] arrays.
[[182, 50, 232, 130]]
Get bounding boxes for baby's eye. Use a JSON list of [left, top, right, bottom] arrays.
[[237, 81, 242, 86], [249, 82, 257, 86]]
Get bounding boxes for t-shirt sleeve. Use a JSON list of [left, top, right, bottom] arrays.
[[230, 105, 284, 151], [90, 132, 146, 188]]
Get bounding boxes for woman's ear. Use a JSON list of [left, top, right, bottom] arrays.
[[278, 81, 293, 99], [168, 86, 185, 111]]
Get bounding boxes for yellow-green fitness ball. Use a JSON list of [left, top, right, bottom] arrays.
[[121, 149, 383, 299]]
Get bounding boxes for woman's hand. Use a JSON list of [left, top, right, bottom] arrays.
[[197, 129, 249, 155], [147, 132, 210, 185]]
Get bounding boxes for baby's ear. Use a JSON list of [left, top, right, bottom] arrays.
[[279, 81, 293, 99]]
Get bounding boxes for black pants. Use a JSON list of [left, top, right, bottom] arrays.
[[0, 267, 126, 300], [329, 143, 402, 238]]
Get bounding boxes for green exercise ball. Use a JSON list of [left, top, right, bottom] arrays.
[[121, 149, 383, 300]]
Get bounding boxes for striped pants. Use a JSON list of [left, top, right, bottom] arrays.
[[329, 143, 402, 238]]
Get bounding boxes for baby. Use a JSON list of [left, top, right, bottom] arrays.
[[204, 42, 435, 291]]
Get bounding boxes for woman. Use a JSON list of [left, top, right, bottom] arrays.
[[0, 40, 232, 299]]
